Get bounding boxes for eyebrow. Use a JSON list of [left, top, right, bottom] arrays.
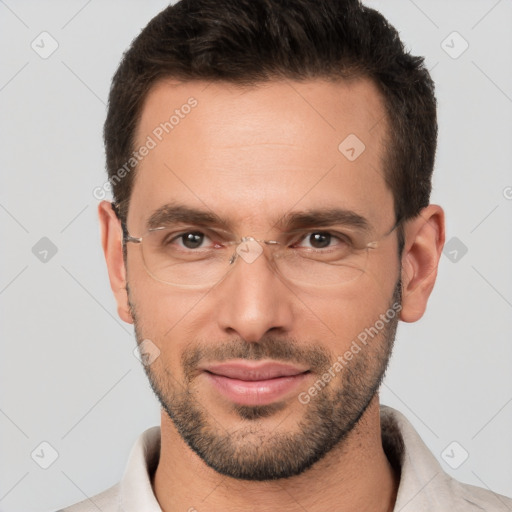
[[146, 203, 371, 233], [146, 203, 229, 230], [276, 208, 371, 233]]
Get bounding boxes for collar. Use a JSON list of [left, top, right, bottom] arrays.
[[117, 405, 510, 511]]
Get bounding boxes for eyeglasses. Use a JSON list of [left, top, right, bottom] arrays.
[[120, 218, 399, 289]]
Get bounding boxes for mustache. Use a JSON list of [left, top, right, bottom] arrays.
[[181, 336, 332, 379]]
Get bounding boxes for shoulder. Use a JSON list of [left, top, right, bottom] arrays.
[[380, 405, 512, 511], [446, 478, 512, 511], [55, 426, 161, 512], [56, 482, 120, 512]]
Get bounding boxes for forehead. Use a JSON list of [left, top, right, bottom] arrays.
[[129, 78, 393, 232]]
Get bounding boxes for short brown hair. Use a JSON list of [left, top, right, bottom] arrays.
[[104, 0, 437, 225]]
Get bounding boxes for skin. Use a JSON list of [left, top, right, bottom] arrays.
[[99, 78, 445, 512]]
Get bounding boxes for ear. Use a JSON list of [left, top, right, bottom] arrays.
[[98, 201, 133, 324], [400, 204, 445, 323]]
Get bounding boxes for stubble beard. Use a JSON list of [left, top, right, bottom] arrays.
[[128, 280, 401, 481]]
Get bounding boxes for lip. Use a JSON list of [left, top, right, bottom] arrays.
[[201, 361, 310, 406], [203, 361, 309, 380]]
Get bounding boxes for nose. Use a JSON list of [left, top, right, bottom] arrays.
[[214, 244, 295, 342]]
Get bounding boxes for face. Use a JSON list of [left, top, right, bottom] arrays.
[[121, 78, 403, 480]]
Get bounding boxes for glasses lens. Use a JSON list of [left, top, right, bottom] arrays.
[[140, 228, 230, 287], [138, 229, 371, 288], [274, 246, 370, 287]]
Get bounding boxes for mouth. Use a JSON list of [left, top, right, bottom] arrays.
[[200, 361, 311, 407]]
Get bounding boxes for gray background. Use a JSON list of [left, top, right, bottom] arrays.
[[1, 0, 511, 510]]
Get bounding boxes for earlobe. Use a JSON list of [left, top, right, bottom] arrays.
[[399, 205, 445, 323], [98, 201, 134, 324]]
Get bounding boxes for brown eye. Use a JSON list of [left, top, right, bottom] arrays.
[[308, 232, 331, 249], [297, 232, 335, 249], [180, 232, 205, 249]]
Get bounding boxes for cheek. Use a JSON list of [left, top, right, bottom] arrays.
[[127, 247, 203, 333], [298, 267, 399, 352], [128, 274, 207, 359], [301, 294, 387, 351]]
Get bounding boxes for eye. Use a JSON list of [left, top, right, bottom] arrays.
[[151, 226, 231, 254], [168, 230, 229, 251], [177, 231, 209, 249], [295, 231, 348, 250]]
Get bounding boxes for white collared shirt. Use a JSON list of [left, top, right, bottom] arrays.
[[58, 406, 512, 511]]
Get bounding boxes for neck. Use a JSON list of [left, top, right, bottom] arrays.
[[152, 396, 398, 512]]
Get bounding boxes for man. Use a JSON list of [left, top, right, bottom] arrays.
[[61, 0, 512, 510]]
